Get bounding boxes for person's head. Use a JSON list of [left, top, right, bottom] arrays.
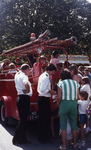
[[9, 63, 16, 69], [78, 65, 83, 71], [84, 68, 89, 76], [62, 60, 70, 69], [60, 68, 72, 80], [79, 91, 88, 101], [3, 59, 11, 70], [39, 55, 46, 64], [52, 51, 58, 58], [69, 64, 78, 75], [21, 64, 30, 75], [81, 76, 90, 86], [46, 63, 57, 76]]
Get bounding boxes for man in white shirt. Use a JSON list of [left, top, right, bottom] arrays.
[[12, 64, 32, 144], [37, 63, 57, 143]]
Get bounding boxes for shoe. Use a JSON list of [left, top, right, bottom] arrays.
[[77, 141, 85, 147], [85, 127, 89, 134], [12, 137, 18, 145], [12, 138, 31, 145], [59, 145, 66, 150]]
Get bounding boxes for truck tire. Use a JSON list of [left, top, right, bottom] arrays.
[[0, 102, 8, 126]]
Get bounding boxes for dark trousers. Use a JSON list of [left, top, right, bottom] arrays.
[[38, 96, 51, 143], [13, 95, 30, 143]]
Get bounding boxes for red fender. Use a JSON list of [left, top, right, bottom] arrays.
[[0, 96, 13, 117]]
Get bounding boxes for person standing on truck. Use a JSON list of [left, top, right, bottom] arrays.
[[50, 51, 61, 88], [12, 64, 32, 144], [8, 62, 19, 73], [37, 63, 57, 143], [32, 55, 46, 84]]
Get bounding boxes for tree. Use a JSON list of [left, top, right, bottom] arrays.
[[0, 0, 91, 55]]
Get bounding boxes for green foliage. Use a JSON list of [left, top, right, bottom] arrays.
[[0, 0, 91, 57]]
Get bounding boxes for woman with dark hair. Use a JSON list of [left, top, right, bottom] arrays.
[[37, 63, 57, 143], [80, 76, 91, 134], [69, 64, 82, 84], [57, 69, 80, 150]]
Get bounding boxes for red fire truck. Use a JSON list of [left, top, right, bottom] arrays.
[[0, 32, 77, 125]]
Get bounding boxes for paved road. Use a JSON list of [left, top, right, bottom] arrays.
[[0, 118, 91, 150]]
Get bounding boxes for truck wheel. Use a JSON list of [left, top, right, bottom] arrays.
[[0, 102, 8, 126]]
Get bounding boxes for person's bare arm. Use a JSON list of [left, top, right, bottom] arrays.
[[77, 88, 79, 101], [57, 86, 62, 104], [22, 81, 30, 94], [48, 90, 56, 95]]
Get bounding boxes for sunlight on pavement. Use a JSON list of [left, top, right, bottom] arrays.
[[0, 124, 23, 150], [87, 0, 91, 3]]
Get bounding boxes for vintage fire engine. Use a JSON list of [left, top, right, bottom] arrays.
[[0, 30, 77, 125]]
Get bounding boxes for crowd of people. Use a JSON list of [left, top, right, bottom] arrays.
[[36, 51, 91, 149], [50, 52, 91, 149], [7, 51, 91, 150]]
